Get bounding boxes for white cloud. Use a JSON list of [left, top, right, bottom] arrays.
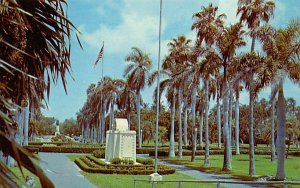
[[217, 0, 239, 25], [79, 0, 167, 59]]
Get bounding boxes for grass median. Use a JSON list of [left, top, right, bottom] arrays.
[[164, 154, 300, 181]]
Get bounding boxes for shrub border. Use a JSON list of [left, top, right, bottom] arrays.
[[75, 156, 175, 175]]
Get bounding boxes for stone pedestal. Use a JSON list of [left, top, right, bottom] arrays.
[[55, 125, 60, 136], [149, 173, 163, 182], [105, 118, 136, 162]]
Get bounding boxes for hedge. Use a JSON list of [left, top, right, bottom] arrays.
[[75, 156, 175, 175], [23, 146, 102, 153], [28, 141, 104, 147], [149, 149, 300, 156]]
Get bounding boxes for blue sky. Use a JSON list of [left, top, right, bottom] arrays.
[[42, 0, 300, 121]]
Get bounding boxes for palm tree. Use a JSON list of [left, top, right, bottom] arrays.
[[217, 23, 246, 171], [192, 3, 226, 48], [286, 98, 297, 117], [237, 0, 275, 176], [191, 3, 226, 163], [214, 77, 222, 149], [149, 36, 191, 158], [233, 74, 243, 155], [196, 89, 205, 149], [124, 47, 152, 148], [0, 0, 80, 187], [259, 20, 300, 180], [270, 84, 277, 162], [101, 77, 125, 130], [117, 78, 136, 130], [167, 35, 191, 158], [202, 52, 221, 166], [149, 56, 177, 157], [183, 88, 191, 146]]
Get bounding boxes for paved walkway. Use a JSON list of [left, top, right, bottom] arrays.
[[39, 153, 96, 188]]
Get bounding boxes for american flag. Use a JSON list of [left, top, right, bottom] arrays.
[[93, 42, 104, 68]]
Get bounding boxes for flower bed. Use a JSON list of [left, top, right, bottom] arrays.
[[74, 155, 175, 175]]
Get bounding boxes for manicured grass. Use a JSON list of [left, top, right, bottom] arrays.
[[67, 154, 217, 188], [165, 155, 300, 181], [81, 171, 218, 188], [9, 166, 42, 187]]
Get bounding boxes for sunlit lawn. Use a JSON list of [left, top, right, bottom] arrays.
[[9, 166, 42, 187], [165, 154, 300, 181], [67, 154, 218, 188], [84, 172, 221, 188]]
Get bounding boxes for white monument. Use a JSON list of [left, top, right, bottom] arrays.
[[105, 118, 136, 163], [54, 120, 60, 136]]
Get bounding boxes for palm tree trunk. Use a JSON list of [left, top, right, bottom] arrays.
[[184, 107, 188, 146], [191, 86, 197, 162], [98, 116, 102, 143], [228, 88, 233, 161], [83, 124, 87, 143], [235, 88, 240, 155], [81, 124, 84, 141], [23, 101, 30, 146], [249, 73, 256, 176], [271, 98, 276, 162], [110, 100, 115, 130], [222, 81, 232, 171], [136, 91, 142, 148], [199, 111, 203, 149], [178, 89, 183, 159], [16, 108, 25, 146], [169, 92, 176, 157], [101, 109, 106, 144], [217, 90, 221, 149], [204, 80, 210, 166], [276, 85, 286, 180], [90, 126, 94, 142], [127, 111, 131, 130]]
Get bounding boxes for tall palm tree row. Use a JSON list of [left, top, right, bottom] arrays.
[[74, 1, 296, 182], [167, 36, 192, 158], [191, 2, 226, 164]]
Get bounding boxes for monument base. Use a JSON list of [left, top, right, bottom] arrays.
[[149, 173, 163, 182]]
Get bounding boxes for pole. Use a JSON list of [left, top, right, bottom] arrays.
[[154, 0, 162, 173], [101, 41, 104, 143]]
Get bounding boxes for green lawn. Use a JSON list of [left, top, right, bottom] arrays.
[[67, 154, 218, 188], [83, 172, 220, 188], [165, 154, 300, 181], [9, 166, 42, 187]]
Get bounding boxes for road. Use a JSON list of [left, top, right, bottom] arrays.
[[39, 153, 96, 188]]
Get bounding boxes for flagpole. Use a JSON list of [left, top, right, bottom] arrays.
[[101, 41, 104, 144], [154, 0, 162, 174]]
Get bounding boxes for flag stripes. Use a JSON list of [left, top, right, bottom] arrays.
[[93, 42, 104, 68]]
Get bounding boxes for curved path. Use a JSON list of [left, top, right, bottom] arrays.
[[39, 153, 96, 188]]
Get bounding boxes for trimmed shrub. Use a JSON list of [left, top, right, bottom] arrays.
[[136, 158, 154, 165], [24, 146, 101, 153], [74, 156, 175, 175], [111, 157, 122, 165], [93, 150, 105, 158]]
